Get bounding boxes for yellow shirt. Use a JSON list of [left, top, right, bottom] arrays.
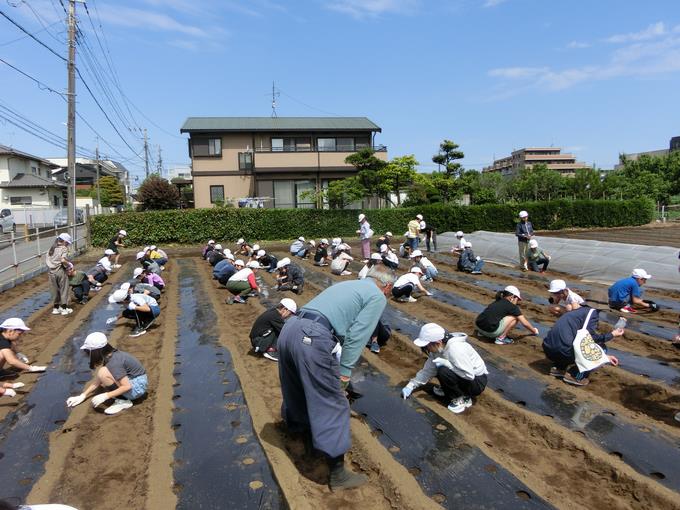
[[407, 220, 420, 238]]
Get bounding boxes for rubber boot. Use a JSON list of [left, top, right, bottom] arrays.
[[328, 455, 368, 491]]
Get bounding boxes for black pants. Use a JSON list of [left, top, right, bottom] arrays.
[[72, 280, 91, 301], [122, 309, 155, 328], [92, 272, 107, 284], [529, 258, 549, 272], [542, 344, 574, 370], [392, 284, 414, 299], [279, 282, 304, 295], [251, 330, 277, 353], [436, 366, 487, 399], [382, 258, 399, 270]]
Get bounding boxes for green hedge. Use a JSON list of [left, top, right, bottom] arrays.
[[90, 198, 655, 246]]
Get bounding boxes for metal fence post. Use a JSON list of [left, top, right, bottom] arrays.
[[36, 226, 41, 258], [11, 231, 18, 280]]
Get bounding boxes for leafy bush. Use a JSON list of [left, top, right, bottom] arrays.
[[136, 175, 180, 210], [90, 198, 654, 246]]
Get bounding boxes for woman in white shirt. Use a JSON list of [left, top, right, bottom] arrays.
[[391, 267, 432, 302], [330, 245, 354, 276]]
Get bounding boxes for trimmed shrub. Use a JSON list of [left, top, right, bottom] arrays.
[[90, 198, 655, 246]]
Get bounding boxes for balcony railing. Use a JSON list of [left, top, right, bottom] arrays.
[[253, 145, 387, 153]]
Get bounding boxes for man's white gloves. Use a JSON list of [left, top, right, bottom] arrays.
[[432, 357, 454, 371], [91, 393, 110, 408], [66, 394, 87, 407], [28, 365, 46, 372], [401, 382, 415, 399]]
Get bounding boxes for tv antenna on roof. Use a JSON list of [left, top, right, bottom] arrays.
[[271, 81, 280, 118]]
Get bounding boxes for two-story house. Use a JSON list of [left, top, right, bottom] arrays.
[[180, 117, 387, 209], [0, 144, 65, 208]]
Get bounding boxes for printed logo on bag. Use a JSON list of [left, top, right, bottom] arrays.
[[579, 333, 607, 362]]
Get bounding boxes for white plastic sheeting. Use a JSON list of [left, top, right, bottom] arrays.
[[437, 230, 680, 291]]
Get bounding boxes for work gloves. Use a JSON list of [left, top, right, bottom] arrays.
[[66, 394, 86, 408], [401, 382, 415, 399], [91, 393, 110, 408]]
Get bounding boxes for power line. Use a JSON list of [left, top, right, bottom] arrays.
[[0, 56, 66, 96], [0, 7, 66, 61], [277, 88, 342, 117], [0, 19, 63, 47], [19, 0, 67, 47]]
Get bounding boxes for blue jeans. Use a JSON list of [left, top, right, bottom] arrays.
[[424, 267, 438, 280], [529, 258, 549, 272], [123, 374, 148, 400], [406, 237, 419, 251]]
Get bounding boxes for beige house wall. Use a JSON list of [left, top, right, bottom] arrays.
[[194, 174, 253, 209]]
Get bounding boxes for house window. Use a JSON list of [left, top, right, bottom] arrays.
[[31, 166, 37, 175], [210, 185, 225, 204], [238, 152, 253, 170], [317, 138, 336, 151], [336, 138, 355, 151], [53, 195, 60, 207], [271, 137, 312, 152], [10, 196, 32, 205], [191, 138, 222, 157]]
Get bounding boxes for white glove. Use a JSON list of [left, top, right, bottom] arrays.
[[106, 316, 118, 325], [28, 365, 46, 372], [91, 393, 110, 408], [426, 291, 433, 297], [401, 383, 415, 399], [127, 303, 137, 311], [432, 357, 454, 370], [66, 394, 86, 407], [476, 256, 481, 261], [3, 389, 16, 397], [9, 382, 24, 389], [17, 352, 29, 364]]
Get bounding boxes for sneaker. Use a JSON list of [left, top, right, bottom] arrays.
[[369, 341, 380, 354], [233, 296, 246, 304], [52, 308, 61, 315], [471, 270, 482, 275], [263, 351, 279, 362], [549, 367, 565, 378], [105, 398, 133, 415], [432, 385, 445, 398], [447, 397, 468, 414], [522, 263, 528, 271], [494, 336, 513, 345], [60, 308, 73, 315], [141, 317, 156, 331], [341, 270, 352, 276], [462, 396, 473, 408], [129, 328, 147, 338], [620, 305, 637, 314], [563, 372, 589, 386]]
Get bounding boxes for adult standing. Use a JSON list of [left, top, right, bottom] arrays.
[[277, 267, 392, 490], [107, 230, 127, 268], [405, 214, 421, 255], [356, 213, 373, 261], [45, 233, 73, 316], [515, 210, 534, 271]]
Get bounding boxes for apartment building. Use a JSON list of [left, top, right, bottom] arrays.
[[614, 135, 679, 169], [483, 147, 589, 177], [180, 117, 387, 209]]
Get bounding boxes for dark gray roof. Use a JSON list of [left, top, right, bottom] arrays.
[[0, 144, 60, 168], [180, 117, 381, 133], [0, 173, 67, 189]]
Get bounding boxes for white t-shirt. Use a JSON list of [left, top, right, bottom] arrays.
[[230, 268, 254, 282], [331, 252, 353, 272], [383, 251, 399, 265], [97, 256, 112, 272], [565, 289, 584, 306], [128, 293, 158, 309], [419, 257, 435, 270], [419, 220, 426, 231], [394, 273, 420, 288]]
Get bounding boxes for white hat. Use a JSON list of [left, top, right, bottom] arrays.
[[120, 282, 131, 292], [277, 257, 291, 269], [455, 231, 464, 237], [320, 238, 329, 245], [416, 214, 423, 220], [309, 240, 316, 247], [108, 289, 128, 304], [133, 267, 144, 278], [280, 298, 297, 314], [332, 237, 341, 245], [119, 230, 127, 236], [385, 231, 393, 237], [504, 285, 522, 300], [208, 239, 215, 245], [247, 261, 260, 269], [463, 241, 472, 248], [214, 244, 223, 250], [252, 244, 260, 251], [136, 251, 146, 260], [528, 239, 538, 248], [410, 267, 423, 274], [0, 318, 30, 331], [58, 233, 72, 244], [370, 253, 383, 261], [548, 279, 567, 293], [410, 249, 423, 258], [226, 253, 235, 261], [236, 238, 245, 245], [143, 246, 150, 252], [358, 213, 366, 222], [223, 249, 231, 255], [150, 245, 157, 251], [104, 249, 115, 256], [632, 268, 651, 280], [81, 332, 108, 350], [413, 323, 445, 347], [234, 259, 245, 267], [257, 249, 266, 257], [379, 244, 388, 252], [519, 210, 529, 218]]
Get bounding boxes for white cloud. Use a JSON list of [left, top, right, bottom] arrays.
[[95, 5, 212, 38], [483, 0, 507, 7], [488, 67, 549, 79], [327, 0, 419, 19], [606, 22, 666, 43], [567, 41, 590, 49]]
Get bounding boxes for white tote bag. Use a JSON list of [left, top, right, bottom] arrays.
[[572, 308, 611, 373]]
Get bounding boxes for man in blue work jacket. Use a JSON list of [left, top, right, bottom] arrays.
[[277, 266, 393, 490]]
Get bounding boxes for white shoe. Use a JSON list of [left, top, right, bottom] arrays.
[[60, 308, 73, 315], [341, 270, 352, 276], [407, 296, 417, 303], [113, 264, 122, 269], [52, 308, 61, 315], [462, 396, 473, 409], [105, 398, 133, 415], [447, 397, 467, 414]]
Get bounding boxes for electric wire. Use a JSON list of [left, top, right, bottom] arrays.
[[0, 56, 65, 96]]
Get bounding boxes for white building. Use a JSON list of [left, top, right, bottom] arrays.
[[0, 144, 65, 208]]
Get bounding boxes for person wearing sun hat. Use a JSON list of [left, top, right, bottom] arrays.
[[457, 241, 484, 275], [289, 236, 308, 258], [276, 257, 304, 295], [450, 231, 467, 256], [475, 285, 539, 345], [45, 232, 73, 316], [358, 253, 383, 279], [356, 213, 373, 261], [607, 268, 656, 314], [375, 231, 393, 252], [401, 323, 488, 414], [225, 260, 261, 304], [330, 244, 354, 276], [202, 239, 216, 260], [255, 249, 278, 273], [410, 249, 438, 281], [65, 332, 147, 415], [136, 250, 161, 275], [526, 239, 550, 273], [391, 267, 432, 303], [515, 210, 534, 271], [379, 242, 399, 270], [208, 244, 225, 267], [0, 318, 45, 374], [547, 279, 584, 317], [108, 229, 127, 268], [314, 239, 331, 267], [120, 286, 161, 337], [249, 298, 297, 362]]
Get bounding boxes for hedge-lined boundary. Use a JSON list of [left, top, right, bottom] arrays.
[[90, 198, 655, 246]]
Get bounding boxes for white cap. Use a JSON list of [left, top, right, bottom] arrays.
[[150, 245, 157, 251], [380, 244, 389, 253], [416, 214, 423, 220], [133, 267, 144, 278], [410, 249, 423, 258], [309, 240, 316, 247], [143, 246, 150, 252], [280, 298, 297, 314], [528, 239, 538, 248], [252, 244, 260, 251], [214, 244, 223, 251], [548, 279, 567, 293], [332, 237, 341, 245], [223, 249, 231, 255], [234, 259, 245, 267], [385, 231, 393, 237], [370, 253, 383, 261], [320, 238, 329, 245], [0, 318, 30, 331], [455, 231, 464, 237], [120, 282, 131, 292], [236, 238, 245, 245], [632, 268, 651, 280], [108, 288, 128, 304], [247, 261, 260, 269], [226, 253, 235, 261], [504, 285, 522, 300], [519, 210, 529, 218], [136, 251, 146, 260], [277, 257, 291, 269], [413, 323, 445, 347], [298, 236, 305, 242], [104, 249, 115, 256], [257, 249, 266, 257], [58, 233, 72, 244], [358, 213, 366, 222], [410, 266, 423, 274], [208, 239, 215, 245], [464, 241, 472, 248], [81, 332, 108, 350], [119, 230, 127, 236]]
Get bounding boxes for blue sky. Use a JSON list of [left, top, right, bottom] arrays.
[[1, 0, 679, 186]]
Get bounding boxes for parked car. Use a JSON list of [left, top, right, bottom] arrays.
[[0, 209, 15, 234], [53, 208, 84, 227]]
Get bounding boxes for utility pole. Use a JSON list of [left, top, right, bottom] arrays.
[[67, 0, 78, 241], [143, 128, 149, 178], [95, 138, 101, 214], [157, 146, 163, 177]]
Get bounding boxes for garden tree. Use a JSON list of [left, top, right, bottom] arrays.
[[345, 148, 388, 198], [299, 177, 366, 209], [376, 155, 418, 206], [429, 171, 460, 203], [402, 173, 441, 206], [510, 164, 565, 202], [471, 171, 507, 204], [568, 168, 604, 199], [136, 174, 180, 210], [96, 176, 125, 207], [432, 139, 465, 178], [602, 171, 626, 200], [618, 153, 679, 204]]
